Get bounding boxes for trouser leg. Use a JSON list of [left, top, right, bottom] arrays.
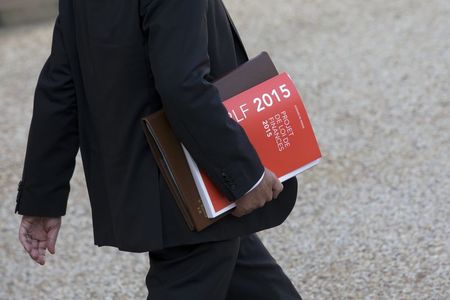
[[225, 233, 302, 300], [146, 233, 302, 300], [146, 237, 240, 300]]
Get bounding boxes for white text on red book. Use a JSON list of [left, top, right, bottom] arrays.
[[227, 84, 292, 123]]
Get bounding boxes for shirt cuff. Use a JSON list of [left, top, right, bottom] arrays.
[[243, 169, 265, 196]]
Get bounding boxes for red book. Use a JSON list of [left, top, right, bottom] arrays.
[[182, 72, 322, 218]]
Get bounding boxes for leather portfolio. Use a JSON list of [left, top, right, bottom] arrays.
[[141, 52, 278, 231]]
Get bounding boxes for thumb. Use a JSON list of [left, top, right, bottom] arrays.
[[272, 178, 284, 199], [47, 226, 60, 255], [266, 168, 283, 197]]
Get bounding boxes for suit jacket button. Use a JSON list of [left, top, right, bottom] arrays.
[[230, 184, 236, 190]]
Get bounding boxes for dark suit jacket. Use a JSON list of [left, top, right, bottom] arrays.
[[14, 0, 298, 252]]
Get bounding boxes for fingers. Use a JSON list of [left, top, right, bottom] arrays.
[[231, 168, 284, 218], [30, 239, 40, 262], [29, 239, 47, 265], [37, 240, 47, 265], [18, 216, 63, 265], [231, 207, 248, 218], [19, 226, 32, 253], [231, 197, 255, 217], [19, 219, 48, 265], [232, 199, 266, 217], [231, 196, 265, 217], [231, 201, 247, 217], [30, 239, 39, 261], [47, 226, 60, 254]]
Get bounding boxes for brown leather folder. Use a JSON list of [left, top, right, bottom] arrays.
[[141, 52, 278, 231]]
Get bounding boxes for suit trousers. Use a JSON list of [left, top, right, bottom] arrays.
[[146, 233, 302, 300]]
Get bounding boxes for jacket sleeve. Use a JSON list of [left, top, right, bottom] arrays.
[[139, 0, 265, 201], [14, 14, 79, 217]]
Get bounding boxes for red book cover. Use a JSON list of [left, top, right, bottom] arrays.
[[182, 72, 322, 218]]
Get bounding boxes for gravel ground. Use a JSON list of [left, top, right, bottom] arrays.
[[1, 0, 449, 299]]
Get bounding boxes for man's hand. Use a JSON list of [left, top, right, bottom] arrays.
[[231, 167, 284, 217], [18, 216, 61, 265]]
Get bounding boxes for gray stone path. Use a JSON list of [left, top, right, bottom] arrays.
[[0, 0, 449, 299]]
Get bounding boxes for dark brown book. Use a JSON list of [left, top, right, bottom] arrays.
[[141, 52, 278, 231]]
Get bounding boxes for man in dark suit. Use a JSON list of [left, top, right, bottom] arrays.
[[15, 0, 302, 299]]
